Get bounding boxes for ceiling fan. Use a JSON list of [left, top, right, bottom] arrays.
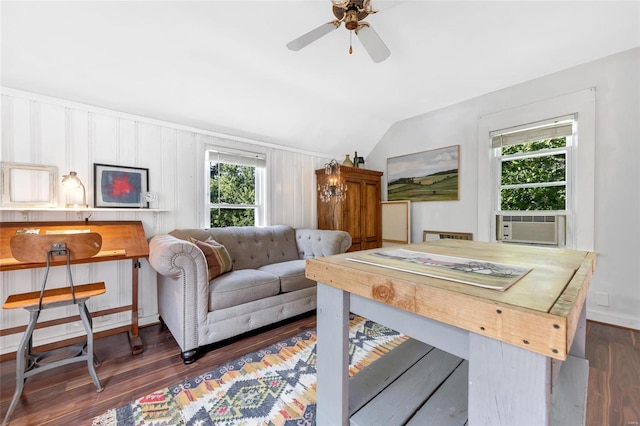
[[286, 0, 390, 63]]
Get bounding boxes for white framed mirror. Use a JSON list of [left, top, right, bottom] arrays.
[[1, 162, 58, 207]]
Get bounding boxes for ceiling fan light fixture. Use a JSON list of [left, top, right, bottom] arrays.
[[345, 10, 359, 30], [286, 0, 389, 63]]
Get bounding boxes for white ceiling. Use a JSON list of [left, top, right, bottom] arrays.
[[2, 1, 639, 158]]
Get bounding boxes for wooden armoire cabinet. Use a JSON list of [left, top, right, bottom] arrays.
[[316, 165, 383, 252]]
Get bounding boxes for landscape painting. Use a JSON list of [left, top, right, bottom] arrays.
[[347, 248, 531, 291], [387, 145, 459, 202]]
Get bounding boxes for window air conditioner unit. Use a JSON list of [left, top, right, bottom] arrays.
[[497, 215, 565, 246]]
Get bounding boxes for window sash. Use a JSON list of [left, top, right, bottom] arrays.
[[209, 203, 258, 209], [500, 149, 567, 188], [207, 147, 266, 227], [501, 181, 566, 190], [500, 146, 567, 161], [493, 119, 573, 213]]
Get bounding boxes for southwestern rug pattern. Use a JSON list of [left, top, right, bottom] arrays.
[[92, 315, 407, 426]]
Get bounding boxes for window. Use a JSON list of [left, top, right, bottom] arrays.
[[208, 149, 266, 227], [478, 88, 595, 248], [491, 117, 574, 213]]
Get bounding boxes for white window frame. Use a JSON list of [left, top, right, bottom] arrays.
[[477, 88, 596, 250], [207, 147, 267, 227], [491, 117, 574, 216]]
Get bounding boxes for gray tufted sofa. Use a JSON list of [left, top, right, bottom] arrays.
[[148, 225, 351, 363]]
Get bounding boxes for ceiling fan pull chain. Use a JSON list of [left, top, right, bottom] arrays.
[[349, 31, 353, 54]]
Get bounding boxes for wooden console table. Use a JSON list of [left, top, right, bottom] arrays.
[[1, 221, 149, 356], [306, 239, 596, 425]]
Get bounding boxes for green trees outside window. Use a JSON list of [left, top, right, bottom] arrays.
[[210, 163, 256, 227], [499, 137, 567, 211]]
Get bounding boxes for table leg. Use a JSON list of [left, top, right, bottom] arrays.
[[316, 283, 350, 426], [468, 332, 552, 425], [570, 303, 587, 357], [129, 258, 143, 355]]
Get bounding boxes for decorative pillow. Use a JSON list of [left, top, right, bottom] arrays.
[[190, 237, 234, 280]]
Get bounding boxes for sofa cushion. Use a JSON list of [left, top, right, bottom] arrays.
[[208, 269, 280, 311], [259, 259, 315, 293], [172, 225, 300, 270], [191, 238, 234, 280]]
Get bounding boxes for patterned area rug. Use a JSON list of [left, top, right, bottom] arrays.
[[92, 315, 407, 426]]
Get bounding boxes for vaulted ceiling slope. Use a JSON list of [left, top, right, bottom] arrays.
[[2, 1, 639, 157]]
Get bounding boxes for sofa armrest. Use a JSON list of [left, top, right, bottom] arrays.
[[148, 234, 210, 354], [149, 234, 203, 277], [295, 229, 352, 259]]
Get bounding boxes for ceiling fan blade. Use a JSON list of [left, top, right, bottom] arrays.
[[356, 24, 390, 63], [286, 21, 340, 51]]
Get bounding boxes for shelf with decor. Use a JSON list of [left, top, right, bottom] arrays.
[[1, 162, 165, 220], [0, 207, 169, 228]]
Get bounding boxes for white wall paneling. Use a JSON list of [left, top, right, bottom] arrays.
[[92, 114, 118, 168], [8, 98, 30, 161], [0, 88, 329, 354], [268, 150, 329, 229], [66, 108, 90, 207]]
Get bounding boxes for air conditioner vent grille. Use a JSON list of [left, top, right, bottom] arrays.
[[501, 215, 557, 222]]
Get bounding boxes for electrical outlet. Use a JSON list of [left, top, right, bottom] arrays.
[[595, 291, 609, 307]]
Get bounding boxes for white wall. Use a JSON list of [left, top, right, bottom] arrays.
[[0, 89, 329, 354], [366, 48, 640, 330]]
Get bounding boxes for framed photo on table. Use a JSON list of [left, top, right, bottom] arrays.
[[94, 163, 149, 208]]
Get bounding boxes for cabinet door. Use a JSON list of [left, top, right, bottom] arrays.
[[317, 173, 342, 230], [361, 179, 381, 250], [343, 178, 362, 251]]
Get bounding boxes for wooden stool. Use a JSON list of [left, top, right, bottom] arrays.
[[2, 233, 107, 425]]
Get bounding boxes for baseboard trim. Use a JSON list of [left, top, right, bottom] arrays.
[[587, 309, 640, 331]]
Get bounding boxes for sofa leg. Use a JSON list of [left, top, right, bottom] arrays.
[[181, 349, 197, 364]]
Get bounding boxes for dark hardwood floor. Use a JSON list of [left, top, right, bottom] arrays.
[[585, 320, 640, 426], [0, 314, 317, 425], [1, 316, 638, 425]]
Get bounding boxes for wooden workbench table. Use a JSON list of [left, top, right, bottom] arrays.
[[306, 239, 596, 425]]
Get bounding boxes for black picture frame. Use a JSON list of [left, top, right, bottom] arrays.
[[93, 163, 149, 208]]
